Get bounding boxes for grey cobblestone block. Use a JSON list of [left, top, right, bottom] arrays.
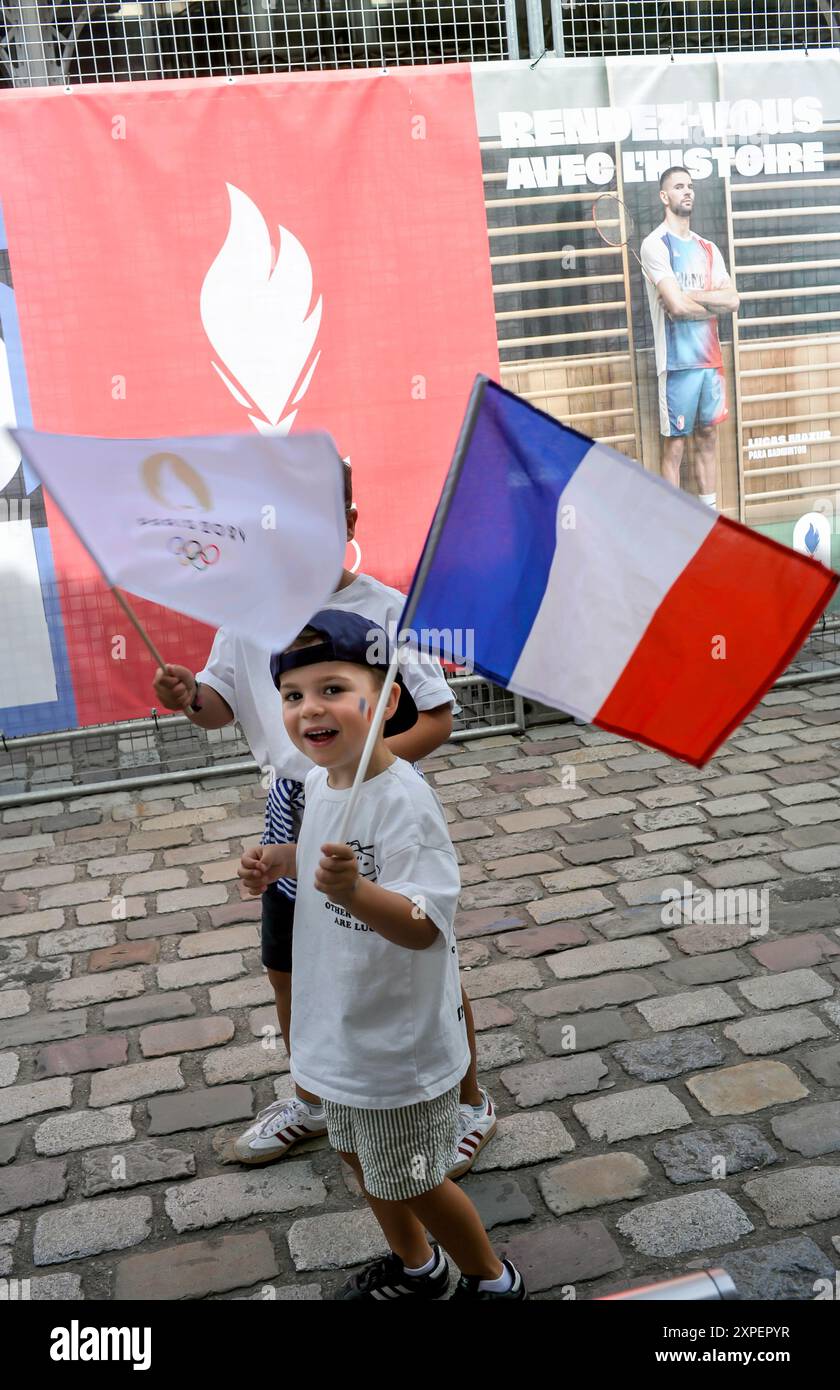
[[724, 1008, 830, 1056], [0, 1009, 87, 1048], [770, 1101, 840, 1157], [632, 807, 706, 832], [526, 972, 658, 1017], [538, 1153, 651, 1216], [610, 851, 693, 881], [165, 1163, 327, 1232], [653, 1124, 778, 1185], [743, 1167, 840, 1227], [126, 911, 199, 939], [0, 1159, 68, 1214], [614, 1030, 724, 1081], [618, 874, 699, 906], [616, 1191, 753, 1255], [46, 970, 145, 1012], [456, 960, 542, 999], [537, 1010, 632, 1056], [156, 955, 246, 991], [561, 836, 634, 864], [737, 968, 834, 1011], [77, 898, 146, 926], [668, 922, 756, 955], [82, 1141, 196, 1195], [203, 1042, 290, 1085], [0, 908, 64, 940], [660, 951, 750, 985], [39, 880, 110, 909], [697, 858, 780, 888], [503, 1220, 624, 1292], [35, 1105, 136, 1155], [500, 1053, 608, 1106], [486, 852, 561, 878], [696, 834, 784, 862], [777, 800, 840, 827], [89, 1057, 184, 1107], [636, 987, 742, 1032], [115, 1230, 277, 1299], [459, 880, 540, 911], [573, 1086, 691, 1142], [0, 1052, 18, 1086], [155, 885, 229, 913], [720, 1237, 836, 1301], [779, 845, 840, 872], [148, 1085, 255, 1134], [141, 1017, 235, 1057], [538, 865, 616, 892], [471, 999, 516, 1031], [699, 773, 772, 797], [0, 1077, 73, 1125], [475, 1031, 525, 1070], [472, 1110, 575, 1171], [686, 1060, 808, 1115], [289, 1209, 388, 1271], [34, 1195, 152, 1265], [209, 977, 275, 1011], [459, 1175, 534, 1230], [0, 990, 29, 1019], [569, 796, 636, 820], [527, 889, 614, 924], [103, 993, 196, 1029], [123, 868, 188, 894], [88, 852, 154, 878], [560, 814, 632, 843], [2, 863, 74, 890], [494, 924, 588, 957], [800, 1042, 840, 1087], [547, 936, 670, 981], [38, 925, 116, 957]]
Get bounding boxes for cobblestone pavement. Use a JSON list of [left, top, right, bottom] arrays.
[[2, 684, 840, 1301]]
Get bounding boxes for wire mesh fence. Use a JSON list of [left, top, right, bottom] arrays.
[[0, 673, 526, 800], [1, 0, 838, 89]]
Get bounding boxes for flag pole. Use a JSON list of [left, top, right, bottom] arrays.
[[336, 646, 402, 844], [336, 375, 488, 843], [399, 373, 488, 637], [109, 586, 168, 670]]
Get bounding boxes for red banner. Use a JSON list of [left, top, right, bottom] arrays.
[[0, 69, 498, 728]]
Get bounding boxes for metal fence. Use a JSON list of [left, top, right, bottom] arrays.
[[0, 674, 526, 803], [1, 0, 838, 88]]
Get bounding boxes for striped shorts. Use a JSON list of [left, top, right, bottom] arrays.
[[323, 1086, 460, 1201]]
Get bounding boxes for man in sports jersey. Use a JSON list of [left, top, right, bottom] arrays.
[[640, 166, 740, 509]]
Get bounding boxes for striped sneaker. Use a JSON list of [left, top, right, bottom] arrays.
[[337, 1245, 450, 1301], [450, 1260, 527, 1300], [447, 1088, 497, 1179], [233, 1096, 327, 1164]]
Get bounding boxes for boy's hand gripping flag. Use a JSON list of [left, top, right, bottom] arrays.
[[8, 428, 347, 651], [400, 378, 839, 767]]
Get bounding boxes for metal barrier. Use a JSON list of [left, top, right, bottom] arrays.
[[0, 673, 526, 805], [1, 0, 837, 90]]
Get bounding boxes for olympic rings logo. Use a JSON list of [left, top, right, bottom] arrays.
[[168, 536, 220, 571]]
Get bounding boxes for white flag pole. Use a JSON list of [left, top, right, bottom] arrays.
[[336, 645, 402, 844]]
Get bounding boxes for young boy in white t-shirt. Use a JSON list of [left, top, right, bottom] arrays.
[[153, 462, 496, 1174], [238, 610, 525, 1300]]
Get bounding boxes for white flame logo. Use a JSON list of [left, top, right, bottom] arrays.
[[200, 185, 322, 434]]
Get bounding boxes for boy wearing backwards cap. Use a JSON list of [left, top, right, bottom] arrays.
[[155, 463, 495, 1175], [238, 611, 525, 1300]]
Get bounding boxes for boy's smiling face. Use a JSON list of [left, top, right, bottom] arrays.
[[279, 657, 397, 775]]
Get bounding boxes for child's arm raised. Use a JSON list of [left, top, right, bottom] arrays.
[[316, 843, 438, 950]]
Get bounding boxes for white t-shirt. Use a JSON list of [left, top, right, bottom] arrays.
[[290, 758, 469, 1109], [640, 224, 729, 375], [195, 572, 454, 782]]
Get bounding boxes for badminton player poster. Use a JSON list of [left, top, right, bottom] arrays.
[[472, 50, 840, 586]]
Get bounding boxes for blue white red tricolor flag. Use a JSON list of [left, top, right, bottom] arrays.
[[402, 378, 839, 767]]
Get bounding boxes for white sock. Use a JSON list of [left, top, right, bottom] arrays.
[[699, 492, 717, 508], [299, 1099, 324, 1117], [479, 1262, 514, 1294], [403, 1249, 439, 1277]]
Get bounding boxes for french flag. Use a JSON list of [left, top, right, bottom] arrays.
[[402, 378, 838, 767]]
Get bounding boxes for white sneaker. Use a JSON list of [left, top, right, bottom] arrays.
[[233, 1096, 327, 1165], [447, 1089, 497, 1179]]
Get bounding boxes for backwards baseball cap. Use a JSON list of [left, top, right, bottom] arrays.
[[270, 609, 418, 738]]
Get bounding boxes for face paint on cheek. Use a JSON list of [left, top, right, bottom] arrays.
[[359, 697, 373, 724]]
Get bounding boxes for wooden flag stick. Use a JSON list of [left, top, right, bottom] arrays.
[[109, 586, 167, 670]]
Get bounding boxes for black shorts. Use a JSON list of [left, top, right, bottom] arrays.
[[261, 889, 295, 972]]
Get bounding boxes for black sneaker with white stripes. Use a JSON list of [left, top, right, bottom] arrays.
[[336, 1246, 450, 1300], [450, 1260, 527, 1300]]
